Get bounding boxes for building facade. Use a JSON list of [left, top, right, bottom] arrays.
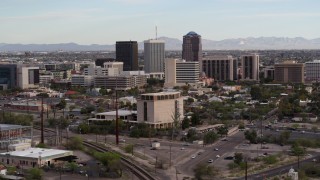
[[116, 41, 139, 71], [241, 54, 260, 81], [164, 59, 200, 87], [182, 31, 202, 62], [0, 64, 18, 90], [274, 61, 304, 83], [137, 92, 184, 129], [202, 56, 235, 81], [305, 60, 320, 82], [71, 75, 93, 87], [263, 66, 275, 80], [144, 39, 165, 73], [94, 75, 146, 90], [17, 66, 40, 89]]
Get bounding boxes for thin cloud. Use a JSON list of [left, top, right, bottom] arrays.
[[0, 8, 101, 22], [238, 12, 320, 18]]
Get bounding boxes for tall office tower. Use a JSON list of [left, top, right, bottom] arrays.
[[144, 39, 165, 73], [241, 54, 260, 81], [305, 60, 320, 82], [274, 61, 304, 83], [116, 41, 138, 71], [164, 58, 200, 87], [202, 56, 235, 81], [182, 31, 202, 62]]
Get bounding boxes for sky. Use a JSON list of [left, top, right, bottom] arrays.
[[0, 0, 320, 44]]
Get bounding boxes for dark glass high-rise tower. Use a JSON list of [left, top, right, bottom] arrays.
[[116, 41, 138, 71], [182, 31, 202, 62]]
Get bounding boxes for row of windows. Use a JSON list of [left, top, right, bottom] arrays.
[[141, 94, 180, 100]]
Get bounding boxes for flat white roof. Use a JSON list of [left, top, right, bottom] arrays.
[[141, 91, 180, 96], [0, 148, 72, 159], [96, 110, 137, 116]]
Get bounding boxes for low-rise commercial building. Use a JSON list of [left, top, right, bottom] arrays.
[[274, 61, 304, 83], [0, 148, 73, 168], [94, 75, 146, 90], [71, 75, 93, 87]]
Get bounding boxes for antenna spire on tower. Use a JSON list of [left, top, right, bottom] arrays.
[[155, 26, 158, 40]]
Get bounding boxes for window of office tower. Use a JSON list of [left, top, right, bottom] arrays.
[[144, 102, 148, 121]]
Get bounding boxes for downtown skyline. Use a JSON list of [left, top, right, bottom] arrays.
[[1, 0, 320, 44]]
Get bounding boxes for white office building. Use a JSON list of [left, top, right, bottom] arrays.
[[144, 39, 165, 73], [17, 66, 40, 89], [84, 62, 123, 77], [164, 58, 200, 87], [71, 75, 93, 87], [202, 56, 235, 81], [306, 60, 320, 82], [137, 92, 184, 129]]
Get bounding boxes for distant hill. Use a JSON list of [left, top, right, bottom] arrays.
[[1, 37, 320, 52]]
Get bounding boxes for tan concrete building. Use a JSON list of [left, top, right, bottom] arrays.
[[241, 54, 259, 81], [164, 58, 200, 87], [274, 61, 304, 83], [137, 92, 184, 129]]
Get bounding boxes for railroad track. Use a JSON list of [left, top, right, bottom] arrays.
[[83, 141, 156, 180], [33, 126, 156, 180]]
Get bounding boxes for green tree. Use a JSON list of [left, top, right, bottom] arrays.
[[66, 136, 83, 150], [203, 131, 219, 145], [291, 143, 306, 156], [193, 163, 216, 180], [244, 129, 257, 143], [187, 129, 198, 142], [181, 117, 190, 130], [94, 152, 122, 176], [234, 153, 243, 165], [56, 99, 67, 110], [279, 131, 291, 145], [26, 168, 43, 180], [124, 144, 134, 154], [78, 123, 90, 134], [217, 126, 228, 137], [66, 162, 78, 173], [191, 113, 201, 126]]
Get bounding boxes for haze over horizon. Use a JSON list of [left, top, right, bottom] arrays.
[[1, 0, 320, 44]]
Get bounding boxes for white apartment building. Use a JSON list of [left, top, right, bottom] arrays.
[[164, 58, 200, 87], [241, 54, 260, 81], [71, 75, 94, 87], [104, 61, 123, 75], [84, 62, 123, 77], [306, 60, 320, 82], [137, 92, 184, 129], [144, 39, 165, 73]]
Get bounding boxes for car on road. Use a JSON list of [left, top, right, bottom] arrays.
[[222, 138, 228, 141], [120, 139, 126, 143], [181, 147, 185, 150], [312, 159, 317, 162], [214, 148, 219, 151], [208, 159, 213, 163], [224, 156, 234, 160], [191, 156, 196, 159], [300, 130, 305, 134], [276, 129, 280, 132], [197, 152, 202, 155], [216, 155, 220, 158]]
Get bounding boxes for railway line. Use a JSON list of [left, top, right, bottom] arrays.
[[33, 126, 156, 180]]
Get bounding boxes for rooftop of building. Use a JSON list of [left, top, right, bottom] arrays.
[[185, 31, 200, 36], [0, 148, 73, 159], [0, 124, 31, 131], [95, 110, 137, 116], [141, 91, 181, 96]]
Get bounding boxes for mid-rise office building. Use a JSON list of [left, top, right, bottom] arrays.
[[17, 66, 40, 89], [202, 56, 235, 81], [164, 59, 200, 87], [0, 64, 18, 90], [39, 75, 54, 85], [137, 92, 184, 129], [241, 54, 260, 81], [94, 75, 146, 90], [263, 66, 275, 80], [274, 61, 304, 83], [116, 41, 138, 71], [305, 60, 320, 82], [182, 31, 202, 62], [144, 39, 165, 73], [103, 61, 124, 75], [71, 75, 94, 87]]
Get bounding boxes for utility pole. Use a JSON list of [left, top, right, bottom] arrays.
[[115, 89, 119, 145], [169, 143, 172, 166], [245, 160, 248, 180], [40, 97, 44, 144], [260, 117, 263, 150]]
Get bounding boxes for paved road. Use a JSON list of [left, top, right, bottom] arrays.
[[177, 132, 245, 176]]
